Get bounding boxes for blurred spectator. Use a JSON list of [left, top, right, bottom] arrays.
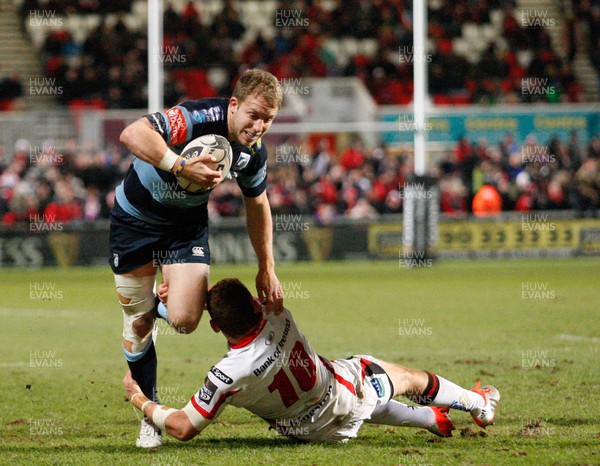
[[339, 139, 366, 170], [43, 180, 83, 223], [303, 138, 331, 185], [472, 183, 503, 216], [0, 73, 24, 110], [574, 157, 600, 217], [346, 198, 379, 220], [0, 74, 23, 100]]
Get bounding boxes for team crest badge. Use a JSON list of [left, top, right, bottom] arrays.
[[234, 150, 251, 170]]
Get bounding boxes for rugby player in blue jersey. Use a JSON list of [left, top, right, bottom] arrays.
[[109, 69, 284, 447]]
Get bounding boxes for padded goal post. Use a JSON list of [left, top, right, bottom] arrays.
[[401, 176, 440, 266]]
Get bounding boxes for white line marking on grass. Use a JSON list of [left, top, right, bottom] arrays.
[[556, 334, 600, 343]]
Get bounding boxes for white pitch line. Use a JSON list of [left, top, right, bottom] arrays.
[[556, 334, 600, 343]]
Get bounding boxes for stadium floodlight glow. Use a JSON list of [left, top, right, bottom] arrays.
[[148, 0, 164, 112], [413, 0, 427, 176]]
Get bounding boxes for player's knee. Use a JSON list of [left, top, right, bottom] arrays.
[[115, 274, 156, 355], [132, 312, 155, 336], [167, 308, 202, 334]]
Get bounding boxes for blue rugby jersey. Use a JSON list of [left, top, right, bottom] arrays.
[[115, 97, 268, 226]]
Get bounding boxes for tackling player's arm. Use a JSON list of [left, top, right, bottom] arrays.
[[119, 117, 223, 189], [124, 371, 206, 441]]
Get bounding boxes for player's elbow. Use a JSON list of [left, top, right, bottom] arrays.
[[179, 429, 196, 442], [170, 423, 197, 441], [167, 413, 198, 441], [119, 123, 136, 149]]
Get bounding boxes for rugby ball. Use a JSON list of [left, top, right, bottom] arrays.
[[176, 134, 233, 192]]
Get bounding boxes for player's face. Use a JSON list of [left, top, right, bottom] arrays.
[[228, 93, 278, 146]]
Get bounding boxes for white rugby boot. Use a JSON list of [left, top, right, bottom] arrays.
[[470, 382, 500, 428], [136, 417, 162, 448]]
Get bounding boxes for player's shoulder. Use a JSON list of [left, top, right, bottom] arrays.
[[264, 307, 295, 330], [233, 138, 268, 174], [206, 363, 238, 386], [178, 97, 229, 122]]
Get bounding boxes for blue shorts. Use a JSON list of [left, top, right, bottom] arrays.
[[109, 202, 210, 274]]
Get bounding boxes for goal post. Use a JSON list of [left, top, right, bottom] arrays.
[[403, 0, 440, 266]]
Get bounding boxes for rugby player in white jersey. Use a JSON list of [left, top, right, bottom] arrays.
[[111, 70, 284, 447], [123, 279, 500, 444]]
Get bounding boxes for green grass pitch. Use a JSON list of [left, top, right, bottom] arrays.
[[1, 259, 599, 465]]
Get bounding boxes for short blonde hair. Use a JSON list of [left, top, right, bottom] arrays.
[[232, 69, 283, 109]]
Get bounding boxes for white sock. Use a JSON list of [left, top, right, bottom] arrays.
[[367, 400, 436, 428], [431, 375, 484, 412]]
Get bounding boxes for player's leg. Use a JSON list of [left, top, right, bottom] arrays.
[[367, 399, 454, 437], [115, 261, 164, 448], [115, 261, 159, 401], [158, 262, 209, 334], [109, 205, 171, 448], [376, 360, 500, 427], [359, 357, 454, 436]]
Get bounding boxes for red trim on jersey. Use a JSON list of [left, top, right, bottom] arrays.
[[190, 389, 240, 419], [165, 107, 187, 146], [319, 356, 356, 396], [359, 357, 375, 382], [229, 318, 268, 349]]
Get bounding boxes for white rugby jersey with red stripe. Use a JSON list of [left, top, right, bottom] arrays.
[[181, 308, 389, 442]]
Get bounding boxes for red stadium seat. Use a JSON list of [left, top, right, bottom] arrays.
[[171, 69, 216, 100], [450, 94, 471, 105], [0, 99, 14, 111], [433, 94, 452, 105]]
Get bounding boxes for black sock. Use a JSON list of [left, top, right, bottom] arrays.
[[127, 341, 159, 404]]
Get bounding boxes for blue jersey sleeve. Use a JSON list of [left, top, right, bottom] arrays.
[[144, 98, 229, 149], [232, 139, 268, 198]]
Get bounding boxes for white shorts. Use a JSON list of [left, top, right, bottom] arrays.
[[298, 354, 394, 443]]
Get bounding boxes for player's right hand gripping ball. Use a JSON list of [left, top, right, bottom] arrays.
[[177, 134, 233, 192]]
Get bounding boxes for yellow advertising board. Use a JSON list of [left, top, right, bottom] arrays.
[[368, 219, 600, 258]]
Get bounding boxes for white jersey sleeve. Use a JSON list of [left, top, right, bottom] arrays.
[[181, 367, 241, 432]]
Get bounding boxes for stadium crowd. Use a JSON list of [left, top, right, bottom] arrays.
[[1, 0, 587, 110], [1, 130, 599, 226], [1, 1, 598, 224]]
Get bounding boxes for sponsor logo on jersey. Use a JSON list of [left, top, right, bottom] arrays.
[[234, 150, 251, 170], [199, 378, 218, 404], [370, 376, 385, 399], [265, 331, 274, 346], [190, 110, 206, 123], [192, 246, 205, 257], [150, 113, 167, 136], [210, 366, 233, 384], [165, 107, 187, 146], [190, 106, 224, 123]]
